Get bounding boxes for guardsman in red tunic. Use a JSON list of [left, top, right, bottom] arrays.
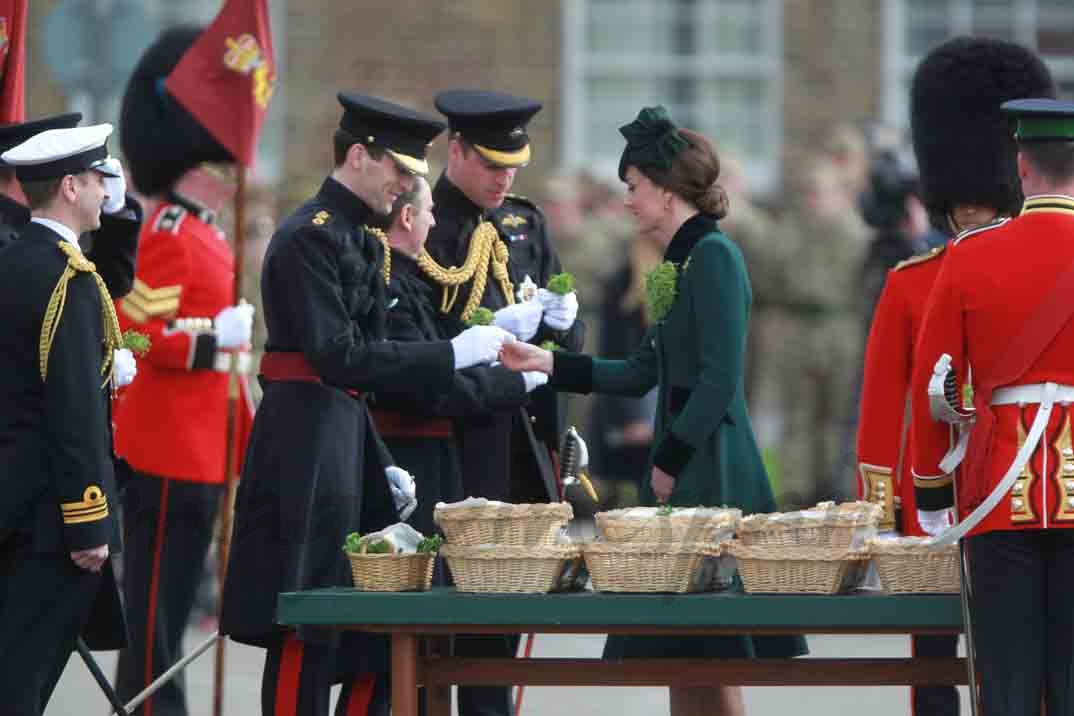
[[110, 27, 255, 716], [911, 99, 1074, 715], [857, 36, 1055, 716]]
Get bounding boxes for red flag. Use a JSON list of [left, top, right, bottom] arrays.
[[164, 0, 275, 167], [0, 0, 26, 124]]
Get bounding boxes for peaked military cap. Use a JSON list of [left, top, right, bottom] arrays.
[[0, 113, 82, 164], [120, 26, 233, 197], [910, 36, 1055, 228], [2, 124, 120, 182], [435, 90, 541, 168], [337, 92, 445, 176], [1002, 98, 1074, 142]]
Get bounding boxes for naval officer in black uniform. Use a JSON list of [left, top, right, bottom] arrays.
[[0, 123, 129, 716], [0, 113, 142, 298]]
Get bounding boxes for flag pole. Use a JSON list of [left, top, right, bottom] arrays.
[[213, 164, 247, 716]]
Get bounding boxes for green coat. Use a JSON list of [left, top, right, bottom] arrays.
[[552, 213, 777, 513]]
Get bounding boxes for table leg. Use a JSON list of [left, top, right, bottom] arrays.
[[391, 633, 419, 716], [425, 636, 452, 716]]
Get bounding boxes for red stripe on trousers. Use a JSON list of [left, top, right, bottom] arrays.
[[144, 477, 171, 716], [345, 673, 376, 716], [275, 633, 305, 716]]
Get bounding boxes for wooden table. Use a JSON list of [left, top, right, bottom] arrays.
[[276, 588, 966, 716]]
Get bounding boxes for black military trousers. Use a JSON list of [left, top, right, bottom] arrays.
[[261, 632, 389, 715], [967, 529, 1074, 715], [910, 634, 959, 715], [115, 473, 221, 716], [0, 539, 104, 716]]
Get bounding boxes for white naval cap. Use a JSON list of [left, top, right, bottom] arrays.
[[1, 123, 120, 182]]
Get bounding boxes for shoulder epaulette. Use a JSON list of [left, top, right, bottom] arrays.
[[892, 245, 946, 272], [504, 193, 539, 211], [953, 217, 1010, 246], [311, 210, 331, 226], [152, 205, 187, 235]]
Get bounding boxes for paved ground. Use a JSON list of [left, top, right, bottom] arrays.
[[49, 629, 971, 715]]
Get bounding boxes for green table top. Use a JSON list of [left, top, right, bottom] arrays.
[[275, 588, 963, 632]]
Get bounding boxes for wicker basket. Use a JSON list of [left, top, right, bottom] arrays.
[[434, 501, 573, 547], [345, 550, 436, 592], [595, 507, 741, 546], [441, 544, 581, 593], [868, 537, 961, 594], [584, 540, 726, 593], [727, 542, 870, 594], [738, 501, 882, 551]]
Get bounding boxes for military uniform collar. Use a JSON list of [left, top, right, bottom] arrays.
[[169, 192, 217, 225], [318, 176, 376, 227], [0, 191, 29, 226], [433, 173, 484, 220], [1021, 194, 1074, 217], [665, 212, 718, 264]]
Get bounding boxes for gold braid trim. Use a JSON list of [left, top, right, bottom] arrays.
[[40, 241, 122, 385], [363, 226, 391, 286], [416, 220, 515, 321]]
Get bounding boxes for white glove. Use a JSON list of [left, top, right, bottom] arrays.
[[492, 300, 544, 341], [112, 348, 137, 388], [451, 325, 514, 370], [522, 371, 548, 393], [214, 303, 255, 349], [917, 508, 954, 537], [386, 466, 417, 521], [100, 158, 127, 215], [538, 289, 579, 331]]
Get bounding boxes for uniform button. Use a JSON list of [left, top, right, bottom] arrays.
[[1013, 498, 1025, 510], [530, 416, 537, 424], [1067, 480, 1074, 492], [1064, 448, 1074, 458], [1065, 462, 1074, 474], [1013, 483, 1023, 495]]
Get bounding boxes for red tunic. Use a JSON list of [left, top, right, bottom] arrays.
[[113, 203, 252, 484], [856, 246, 946, 535], [912, 196, 1074, 535]]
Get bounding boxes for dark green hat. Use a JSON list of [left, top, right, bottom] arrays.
[[617, 106, 689, 181], [1002, 98, 1074, 142]]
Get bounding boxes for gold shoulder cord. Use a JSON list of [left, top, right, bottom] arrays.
[[40, 241, 122, 386], [363, 225, 392, 286], [415, 220, 514, 320]]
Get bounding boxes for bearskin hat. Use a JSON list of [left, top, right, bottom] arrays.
[[910, 36, 1055, 229], [120, 26, 233, 197]]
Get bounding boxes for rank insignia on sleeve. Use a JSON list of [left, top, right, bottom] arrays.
[[61, 485, 109, 525], [312, 210, 331, 226], [501, 214, 527, 229]]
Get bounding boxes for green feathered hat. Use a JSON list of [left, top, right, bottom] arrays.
[[618, 106, 689, 181]]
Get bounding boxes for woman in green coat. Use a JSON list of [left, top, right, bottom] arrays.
[[502, 106, 805, 716]]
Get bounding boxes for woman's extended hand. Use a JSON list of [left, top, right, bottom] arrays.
[[499, 341, 554, 374], [650, 466, 676, 503]]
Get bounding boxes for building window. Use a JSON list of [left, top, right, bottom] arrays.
[[883, 0, 1074, 128], [562, 0, 783, 194]]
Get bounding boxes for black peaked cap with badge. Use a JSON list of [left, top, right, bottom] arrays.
[[435, 90, 541, 168], [120, 25, 233, 197], [910, 35, 1056, 229], [337, 92, 446, 176], [1002, 98, 1074, 142]]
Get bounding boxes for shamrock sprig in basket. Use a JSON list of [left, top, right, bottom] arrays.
[[343, 524, 441, 592]]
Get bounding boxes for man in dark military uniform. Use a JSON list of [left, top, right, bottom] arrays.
[[220, 92, 511, 716], [0, 123, 128, 716], [0, 113, 142, 299], [420, 89, 584, 716], [370, 176, 549, 538]]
